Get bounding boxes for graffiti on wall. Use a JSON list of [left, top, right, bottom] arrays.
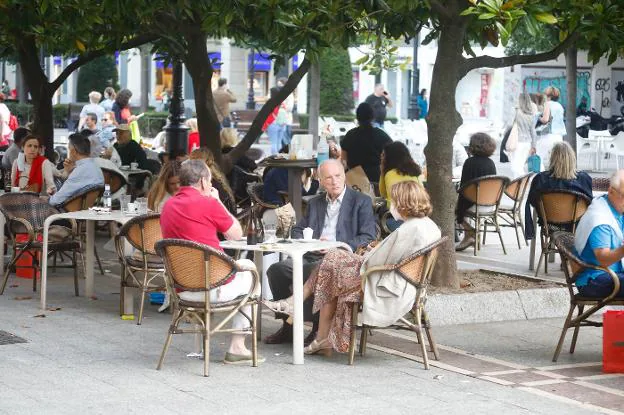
[[522, 70, 591, 109]]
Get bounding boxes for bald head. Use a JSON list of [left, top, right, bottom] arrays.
[[319, 159, 346, 200], [608, 169, 624, 213]]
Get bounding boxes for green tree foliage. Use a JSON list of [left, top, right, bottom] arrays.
[[0, 0, 155, 157], [319, 48, 354, 115], [76, 55, 119, 102]]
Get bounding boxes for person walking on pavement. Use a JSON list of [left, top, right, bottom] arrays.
[[364, 83, 393, 129]]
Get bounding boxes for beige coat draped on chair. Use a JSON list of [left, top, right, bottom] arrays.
[[360, 216, 441, 327]]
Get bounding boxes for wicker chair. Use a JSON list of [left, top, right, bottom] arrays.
[[0, 193, 82, 295], [535, 189, 591, 278], [348, 236, 447, 370], [497, 173, 534, 249], [457, 175, 510, 256], [58, 185, 105, 275], [115, 213, 165, 325], [155, 239, 261, 377], [552, 232, 624, 362]]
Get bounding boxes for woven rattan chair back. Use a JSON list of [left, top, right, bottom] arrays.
[[247, 183, 279, 210], [118, 213, 162, 255], [60, 185, 104, 212], [101, 168, 127, 194], [504, 173, 533, 202], [591, 177, 610, 192], [156, 239, 236, 291], [538, 190, 590, 228], [396, 236, 447, 288], [459, 175, 509, 207], [0, 192, 59, 233], [553, 231, 586, 286]]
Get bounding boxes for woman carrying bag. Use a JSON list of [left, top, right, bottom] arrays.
[[505, 93, 537, 178]]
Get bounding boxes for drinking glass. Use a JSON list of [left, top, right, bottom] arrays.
[[136, 197, 148, 215], [264, 223, 277, 242], [120, 195, 131, 213]]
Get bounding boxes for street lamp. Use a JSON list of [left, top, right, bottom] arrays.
[[407, 35, 420, 120], [165, 61, 189, 157], [246, 48, 255, 110]]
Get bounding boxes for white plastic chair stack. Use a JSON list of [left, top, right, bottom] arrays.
[[576, 134, 599, 171], [604, 132, 624, 170]]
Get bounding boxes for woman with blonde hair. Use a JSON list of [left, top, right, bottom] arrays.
[[189, 148, 236, 213], [507, 92, 537, 178], [185, 118, 200, 154], [264, 181, 441, 355], [525, 141, 592, 240], [147, 161, 182, 212], [220, 127, 256, 172]]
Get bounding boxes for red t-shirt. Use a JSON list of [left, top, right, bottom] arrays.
[[160, 187, 234, 251], [188, 131, 200, 153]]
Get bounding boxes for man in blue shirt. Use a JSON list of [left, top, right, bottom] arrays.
[[574, 170, 624, 298], [49, 133, 104, 207]]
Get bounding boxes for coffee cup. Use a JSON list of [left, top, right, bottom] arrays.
[[303, 227, 314, 240], [11, 187, 20, 193], [130, 162, 138, 170]]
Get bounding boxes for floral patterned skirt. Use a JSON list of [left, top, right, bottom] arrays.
[[309, 249, 364, 353]]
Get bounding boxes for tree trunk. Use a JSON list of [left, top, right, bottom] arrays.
[[565, 45, 577, 151], [308, 63, 321, 144], [425, 20, 467, 288], [140, 45, 150, 113], [16, 38, 55, 159], [182, 31, 221, 162]]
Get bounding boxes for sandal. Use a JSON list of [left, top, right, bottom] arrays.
[[263, 297, 294, 316]]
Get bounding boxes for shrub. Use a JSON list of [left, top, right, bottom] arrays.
[[319, 48, 354, 115]]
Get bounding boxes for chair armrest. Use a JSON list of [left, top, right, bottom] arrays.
[[359, 264, 397, 290], [7, 217, 35, 243]]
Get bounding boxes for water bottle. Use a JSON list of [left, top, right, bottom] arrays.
[[317, 136, 329, 166], [103, 184, 112, 208]]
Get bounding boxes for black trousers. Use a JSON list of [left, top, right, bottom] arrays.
[[267, 252, 323, 329]]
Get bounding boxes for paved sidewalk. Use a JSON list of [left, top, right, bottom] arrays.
[[0, 264, 615, 415]]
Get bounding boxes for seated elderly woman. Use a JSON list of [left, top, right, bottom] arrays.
[[525, 141, 593, 240], [455, 133, 497, 251], [264, 181, 441, 355]]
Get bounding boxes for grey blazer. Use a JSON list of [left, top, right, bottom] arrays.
[[292, 187, 376, 251]]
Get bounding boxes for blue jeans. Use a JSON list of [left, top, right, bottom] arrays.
[[578, 272, 624, 298], [267, 123, 285, 155]]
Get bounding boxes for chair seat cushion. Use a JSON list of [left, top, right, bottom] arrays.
[[467, 205, 496, 215], [125, 255, 164, 269], [178, 293, 256, 309]]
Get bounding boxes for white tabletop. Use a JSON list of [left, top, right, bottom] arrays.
[[220, 238, 351, 253], [49, 209, 138, 222]]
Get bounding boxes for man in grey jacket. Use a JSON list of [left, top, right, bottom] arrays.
[[264, 159, 377, 345]]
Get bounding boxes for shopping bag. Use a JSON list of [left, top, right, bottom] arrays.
[[527, 154, 541, 173], [345, 165, 375, 198], [505, 122, 519, 152], [129, 120, 141, 142], [603, 310, 624, 373]]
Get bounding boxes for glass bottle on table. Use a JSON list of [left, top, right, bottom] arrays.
[[102, 184, 112, 208], [246, 216, 257, 245]]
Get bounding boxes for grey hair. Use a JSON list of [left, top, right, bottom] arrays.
[[88, 91, 102, 104], [610, 170, 623, 189], [518, 93, 533, 115], [179, 159, 211, 186], [318, 159, 345, 179]]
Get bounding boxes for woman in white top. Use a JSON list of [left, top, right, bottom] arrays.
[[536, 86, 565, 170], [11, 135, 61, 194], [508, 93, 537, 178]]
